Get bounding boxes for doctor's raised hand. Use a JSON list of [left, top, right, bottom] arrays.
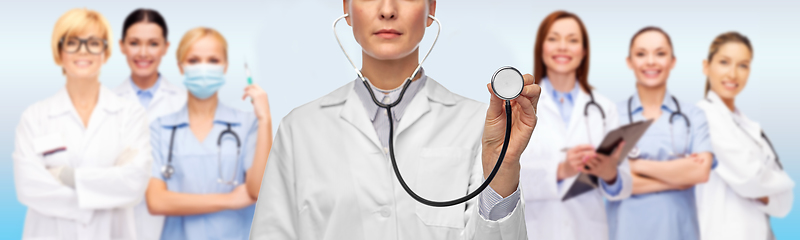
[[483, 74, 541, 197]]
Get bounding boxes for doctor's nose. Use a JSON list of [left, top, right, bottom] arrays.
[[137, 44, 147, 58], [725, 65, 739, 80], [378, 0, 398, 20]]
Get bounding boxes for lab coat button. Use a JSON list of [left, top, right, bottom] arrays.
[[380, 208, 391, 217]]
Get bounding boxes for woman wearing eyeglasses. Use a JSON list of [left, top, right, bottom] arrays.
[[12, 8, 151, 240]]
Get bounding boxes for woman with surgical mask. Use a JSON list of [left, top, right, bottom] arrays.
[[250, 0, 540, 239], [114, 8, 186, 240], [695, 32, 794, 240], [144, 27, 272, 240], [605, 26, 714, 240], [520, 11, 631, 240], [13, 8, 151, 240]]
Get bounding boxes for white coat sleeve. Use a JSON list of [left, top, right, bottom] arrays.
[[758, 189, 793, 218], [13, 107, 93, 223], [600, 104, 633, 201], [72, 104, 153, 209], [706, 115, 794, 201], [250, 120, 297, 239], [465, 137, 527, 240]]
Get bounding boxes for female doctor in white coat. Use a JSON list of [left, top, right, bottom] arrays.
[[13, 8, 151, 240], [115, 9, 186, 122], [250, 0, 541, 239], [695, 31, 794, 240], [520, 11, 632, 240], [114, 8, 186, 240]]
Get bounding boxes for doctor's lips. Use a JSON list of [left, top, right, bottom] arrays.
[[73, 60, 93, 67], [552, 54, 573, 64], [134, 59, 153, 68], [641, 69, 662, 78], [721, 80, 739, 90], [374, 29, 402, 39]]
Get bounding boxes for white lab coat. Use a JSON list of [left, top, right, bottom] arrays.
[[696, 91, 794, 240], [250, 79, 527, 240], [114, 77, 187, 123], [519, 82, 632, 240], [13, 86, 152, 240], [114, 77, 186, 240]]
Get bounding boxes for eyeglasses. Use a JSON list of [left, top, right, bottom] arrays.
[[60, 37, 107, 54]]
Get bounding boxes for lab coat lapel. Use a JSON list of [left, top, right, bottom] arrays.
[[707, 92, 763, 142], [395, 79, 433, 135], [77, 87, 121, 166], [114, 79, 137, 102], [565, 89, 588, 142], [538, 82, 567, 131], [149, 77, 179, 109], [337, 83, 384, 152]]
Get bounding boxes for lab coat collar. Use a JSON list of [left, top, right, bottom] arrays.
[[338, 82, 383, 150], [321, 71, 456, 107], [353, 74, 428, 122], [117, 75, 183, 106], [325, 75, 458, 151], [629, 89, 678, 117], [705, 91, 762, 139], [157, 101, 241, 128], [48, 86, 122, 117]]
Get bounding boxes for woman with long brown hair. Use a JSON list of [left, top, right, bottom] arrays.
[[519, 10, 631, 240]]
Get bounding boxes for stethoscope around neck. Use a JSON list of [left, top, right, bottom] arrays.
[[626, 95, 691, 159], [160, 123, 242, 185], [333, 14, 524, 207]]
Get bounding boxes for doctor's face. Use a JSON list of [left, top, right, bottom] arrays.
[[121, 22, 169, 79], [704, 42, 752, 100], [60, 30, 107, 80], [179, 36, 228, 74], [627, 31, 675, 89], [344, 0, 436, 60], [542, 17, 586, 76]]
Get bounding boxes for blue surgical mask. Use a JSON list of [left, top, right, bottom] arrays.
[[183, 63, 226, 99]]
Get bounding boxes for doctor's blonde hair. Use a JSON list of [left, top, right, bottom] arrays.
[[51, 8, 113, 66], [176, 27, 228, 64]]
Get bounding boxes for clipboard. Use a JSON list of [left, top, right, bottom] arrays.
[[561, 119, 654, 201]]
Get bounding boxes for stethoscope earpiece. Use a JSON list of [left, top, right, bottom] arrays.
[[491, 66, 524, 101]]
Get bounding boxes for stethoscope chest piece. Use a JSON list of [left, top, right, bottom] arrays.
[[162, 164, 175, 179], [491, 66, 524, 101]]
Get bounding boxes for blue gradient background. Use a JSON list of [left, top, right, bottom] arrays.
[[1, 0, 798, 238]]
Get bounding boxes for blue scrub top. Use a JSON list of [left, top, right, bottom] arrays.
[[606, 91, 713, 240], [150, 103, 258, 240]]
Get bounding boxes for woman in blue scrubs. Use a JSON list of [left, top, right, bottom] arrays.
[[144, 27, 272, 240], [605, 26, 714, 240]]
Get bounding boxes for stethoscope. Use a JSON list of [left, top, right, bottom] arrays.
[[626, 95, 691, 159], [333, 14, 524, 207], [703, 98, 783, 169], [160, 123, 243, 185], [583, 91, 606, 145]]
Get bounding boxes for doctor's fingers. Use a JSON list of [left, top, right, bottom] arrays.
[[515, 83, 541, 116], [242, 84, 267, 100], [485, 83, 506, 119], [511, 84, 541, 122], [609, 141, 626, 159], [569, 144, 595, 153]]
